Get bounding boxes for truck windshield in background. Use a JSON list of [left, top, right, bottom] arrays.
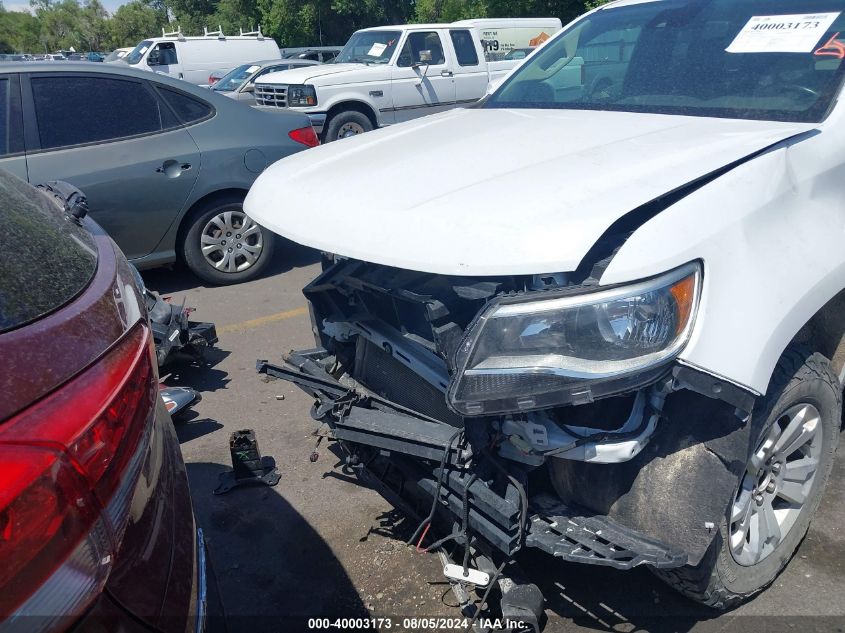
[[335, 30, 401, 64], [487, 0, 845, 123], [125, 40, 153, 65]]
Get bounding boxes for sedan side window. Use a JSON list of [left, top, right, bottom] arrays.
[[397, 32, 447, 67], [0, 77, 22, 157], [156, 86, 213, 124], [31, 76, 163, 150], [0, 79, 8, 156]]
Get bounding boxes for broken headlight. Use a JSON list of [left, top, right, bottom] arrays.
[[287, 84, 317, 106], [447, 262, 701, 416]]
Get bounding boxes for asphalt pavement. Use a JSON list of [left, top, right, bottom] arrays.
[[142, 241, 845, 633]]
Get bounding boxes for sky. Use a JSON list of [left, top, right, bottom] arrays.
[[5, 0, 126, 13]]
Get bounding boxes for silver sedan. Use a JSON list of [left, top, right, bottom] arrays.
[[210, 59, 320, 105]]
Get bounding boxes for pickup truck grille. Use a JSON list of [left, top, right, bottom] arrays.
[[255, 84, 288, 107]]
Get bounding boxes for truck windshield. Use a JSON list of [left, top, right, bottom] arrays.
[[487, 0, 845, 123], [335, 30, 401, 64], [125, 40, 153, 65]]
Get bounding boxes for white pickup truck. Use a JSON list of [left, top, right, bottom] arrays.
[[253, 18, 561, 142], [247, 0, 845, 621]]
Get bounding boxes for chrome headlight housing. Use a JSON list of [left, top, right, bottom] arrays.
[[447, 262, 701, 416], [287, 84, 317, 106]]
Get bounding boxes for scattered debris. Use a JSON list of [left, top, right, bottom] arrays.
[[142, 284, 218, 367], [160, 386, 202, 420], [214, 429, 281, 494]]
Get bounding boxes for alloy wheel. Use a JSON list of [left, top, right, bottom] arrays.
[[200, 209, 263, 274], [729, 403, 823, 566]]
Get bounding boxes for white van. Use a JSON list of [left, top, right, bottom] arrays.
[[123, 28, 281, 85]]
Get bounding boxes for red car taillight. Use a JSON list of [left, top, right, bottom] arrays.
[[0, 324, 156, 621], [289, 126, 320, 147]]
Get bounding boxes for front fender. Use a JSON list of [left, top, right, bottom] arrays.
[[318, 90, 390, 127], [550, 390, 754, 565], [602, 123, 845, 396]]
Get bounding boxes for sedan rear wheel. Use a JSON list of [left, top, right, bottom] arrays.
[[200, 210, 263, 274], [182, 197, 275, 285]]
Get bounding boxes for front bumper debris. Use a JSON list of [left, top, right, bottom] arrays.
[[526, 495, 686, 569], [257, 352, 688, 570], [145, 289, 218, 367]]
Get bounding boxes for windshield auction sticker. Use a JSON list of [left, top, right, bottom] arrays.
[[727, 13, 840, 53], [367, 42, 388, 56]]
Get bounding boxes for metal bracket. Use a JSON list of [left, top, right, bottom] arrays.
[[213, 456, 281, 494]]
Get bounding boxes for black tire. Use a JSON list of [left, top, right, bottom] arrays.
[[181, 195, 275, 286], [324, 110, 373, 143], [653, 346, 841, 609]]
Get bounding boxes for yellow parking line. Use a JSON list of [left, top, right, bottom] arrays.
[[217, 306, 309, 334]]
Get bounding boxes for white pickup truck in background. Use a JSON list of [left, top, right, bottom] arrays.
[[253, 18, 561, 142]]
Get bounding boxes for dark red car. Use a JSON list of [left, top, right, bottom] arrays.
[[0, 171, 206, 632]]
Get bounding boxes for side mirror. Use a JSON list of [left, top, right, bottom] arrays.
[[242, 84, 255, 93], [147, 53, 161, 66], [412, 50, 433, 68]]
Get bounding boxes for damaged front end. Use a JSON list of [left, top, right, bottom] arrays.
[[260, 257, 757, 580]]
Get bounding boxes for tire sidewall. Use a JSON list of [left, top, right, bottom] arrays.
[[326, 111, 373, 143], [182, 198, 275, 285], [713, 359, 840, 596]]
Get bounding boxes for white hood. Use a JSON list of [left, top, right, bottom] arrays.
[[244, 108, 813, 276], [258, 63, 390, 86]]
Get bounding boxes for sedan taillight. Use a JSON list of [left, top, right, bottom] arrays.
[[0, 324, 157, 623], [208, 74, 219, 85], [289, 126, 320, 148]]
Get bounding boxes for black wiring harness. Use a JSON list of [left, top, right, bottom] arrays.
[[407, 429, 530, 628]]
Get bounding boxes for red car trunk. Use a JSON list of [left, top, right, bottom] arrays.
[[0, 173, 201, 632]]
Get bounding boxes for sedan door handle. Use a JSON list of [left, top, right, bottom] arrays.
[[441, 70, 454, 77], [156, 160, 192, 177]]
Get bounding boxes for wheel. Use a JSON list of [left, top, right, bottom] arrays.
[[181, 196, 275, 285], [324, 111, 373, 142], [653, 346, 841, 609]]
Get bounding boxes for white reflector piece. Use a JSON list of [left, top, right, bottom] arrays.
[[443, 563, 490, 587]]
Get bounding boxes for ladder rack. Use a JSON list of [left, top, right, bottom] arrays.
[[161, 26, 185, 40]]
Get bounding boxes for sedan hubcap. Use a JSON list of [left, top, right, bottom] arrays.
[[730, 403, 822, 566], [200, 209, 263, 273]]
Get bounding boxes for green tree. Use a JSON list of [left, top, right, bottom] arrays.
[[413, 0, 486, 22], [257, 0, 311, 46], [211, 0, 261, 37], [79, 0, 109, 49], [107, 0, 167, 47], [0, 3, 42, 53], [33, 0, 85, 51]]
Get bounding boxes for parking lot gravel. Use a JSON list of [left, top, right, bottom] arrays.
[[143, 242, 845, 633]]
